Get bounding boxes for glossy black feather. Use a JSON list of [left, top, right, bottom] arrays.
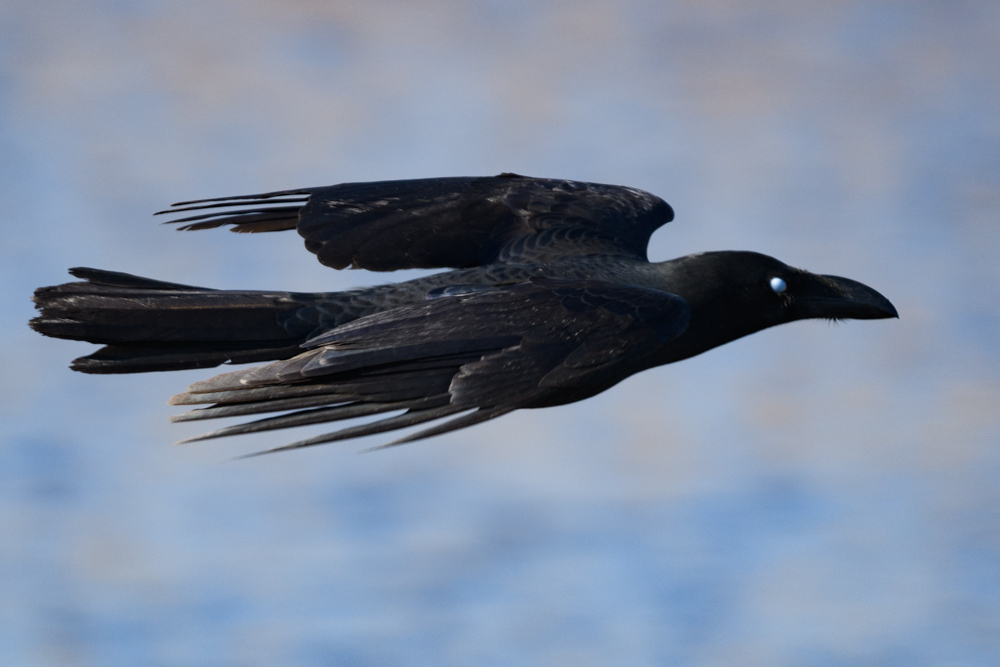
[[32, 174, 897, 454], [160, 173, 673, 270], [160, 280, 690, 450], [30, 267, 323, 373]]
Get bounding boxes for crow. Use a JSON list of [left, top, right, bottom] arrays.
[[31, 173, 897, 455]]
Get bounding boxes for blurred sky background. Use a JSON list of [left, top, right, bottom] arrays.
[[2, 1, 999, 665]]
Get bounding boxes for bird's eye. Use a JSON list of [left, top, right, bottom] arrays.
[[769, 277, 787, 294]]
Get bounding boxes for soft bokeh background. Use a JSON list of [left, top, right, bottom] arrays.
[[2, 1, 999, 665]]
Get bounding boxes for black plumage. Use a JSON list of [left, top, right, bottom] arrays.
[[31, 173, 897, 454]]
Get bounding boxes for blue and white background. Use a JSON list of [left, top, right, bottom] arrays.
[[2, 2, 999, 665]]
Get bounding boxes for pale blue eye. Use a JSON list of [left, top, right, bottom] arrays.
[[769, 277, 787, 294]]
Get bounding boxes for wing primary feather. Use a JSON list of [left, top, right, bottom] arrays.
[[169, 393, 355, 422], [175, 396, 450, 444], [361, 406, 516, 452], [166, 206, 302, 225], [155, 197, 309, 215], [169, 208, 303, 232], [165, 189, 313, 207], [169, 383, 348, 406], [230, 404, 470, 458]]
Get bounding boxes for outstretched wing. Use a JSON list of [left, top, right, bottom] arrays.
[[169, 279, 691, 455], [159, 173, 673, 270]]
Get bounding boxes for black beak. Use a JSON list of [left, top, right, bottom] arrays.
[[796, 274, 898, 320]]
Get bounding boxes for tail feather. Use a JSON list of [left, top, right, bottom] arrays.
[[31, 268, 320, 374], [66, 342, 307, 374]]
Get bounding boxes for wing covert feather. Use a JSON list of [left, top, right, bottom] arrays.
[[162, 174, 674, 271], [171, 280, 690, 452]]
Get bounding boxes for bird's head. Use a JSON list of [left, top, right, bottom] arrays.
[[654, 251, 898, 362]]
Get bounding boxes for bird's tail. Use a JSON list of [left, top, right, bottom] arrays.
[[31, 268, 322, 374]]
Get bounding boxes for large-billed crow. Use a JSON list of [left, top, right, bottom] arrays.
[[31, 173, 897, 454]]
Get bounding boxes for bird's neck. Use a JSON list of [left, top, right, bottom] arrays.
[[643, 257, 767, 365]]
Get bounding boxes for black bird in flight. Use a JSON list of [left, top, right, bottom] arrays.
[[31, 173, 897, 455]]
